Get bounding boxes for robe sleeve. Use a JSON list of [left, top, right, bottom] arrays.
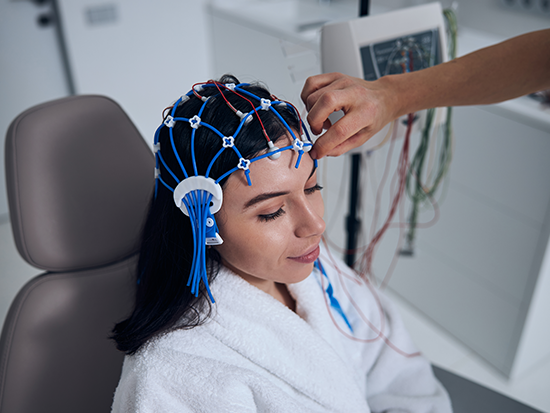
[[111, 353, 259, 413], [319, 248, 452, 413], [361, 293, 452, 413]]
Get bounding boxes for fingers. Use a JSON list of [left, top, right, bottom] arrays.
[[324, 136, 367, 157], [312, 120, 376, 159], [310, 96, 386, 158], [301, 73, 393, 159], [302, 73, 368, 136], [301, 73, 344, 108], [306, 89, 346, 135]]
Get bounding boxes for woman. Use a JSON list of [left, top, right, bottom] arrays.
[[111, 75, 451, 412]]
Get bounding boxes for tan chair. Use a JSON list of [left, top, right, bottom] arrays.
[[0, 95, 153, 413]]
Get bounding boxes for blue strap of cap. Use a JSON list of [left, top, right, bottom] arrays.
[[315, 260, 353, 333]]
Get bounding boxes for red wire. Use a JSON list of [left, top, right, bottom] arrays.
[[380, 182, 407, 289], [322, 233, 368, 258], [323, 237, 362, 284], [319, 256, 385, 343], [183, 82, 310, 146], [368, 121, 399, 249], [192, 80, 273, 143], [358, 49, 418, 280], [371, 48, 418, 289], [320, 242, 421, 357], [361, 113, 412, 278]]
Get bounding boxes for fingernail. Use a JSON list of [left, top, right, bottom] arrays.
[[310, 148, 318, 160]]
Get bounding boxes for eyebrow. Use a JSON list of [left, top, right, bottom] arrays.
[[242, 163, 317, 210]]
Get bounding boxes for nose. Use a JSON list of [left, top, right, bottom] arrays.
[[295, 197, 326, 239]]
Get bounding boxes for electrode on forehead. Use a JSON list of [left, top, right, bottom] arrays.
[[267, 141, 281, 160]]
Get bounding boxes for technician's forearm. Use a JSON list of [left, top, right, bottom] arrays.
[[381, 28, 550, 118]]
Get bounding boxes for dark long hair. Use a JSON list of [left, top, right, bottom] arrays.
[[112, 75, 301, 355]]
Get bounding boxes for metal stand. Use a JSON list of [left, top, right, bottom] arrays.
[[345, 153, 362, 266]]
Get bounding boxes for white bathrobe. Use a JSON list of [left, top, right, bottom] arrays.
[[112, 245, 452, 412]]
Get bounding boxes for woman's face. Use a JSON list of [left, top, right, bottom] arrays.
[[214, 138, 325, 291]]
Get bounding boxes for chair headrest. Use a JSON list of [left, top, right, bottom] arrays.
[[5, 95, 154, 272]]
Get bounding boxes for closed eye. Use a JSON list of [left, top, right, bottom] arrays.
[[258, 207, 286, 222], [305, 184, 323, 195]]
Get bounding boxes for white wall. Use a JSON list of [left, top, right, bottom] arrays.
[[0, 0, 69, 222], [0, 0, 214, 222], [57, 0, 214, 144], [371, 0, 550, 37]]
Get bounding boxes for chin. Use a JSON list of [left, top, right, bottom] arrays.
[[284, 262, 315, 284]]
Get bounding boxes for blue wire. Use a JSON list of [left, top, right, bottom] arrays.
[[233, 87, 299, 141], [315, 260, 354, 332], [231, 145, 245, 163], [171, 96, 183, 116], [295, 150, 303, 169], [192, 191, 203, 295], [158, 151, 180, 184], [153, 123, 163, 145], [300, 119, 313, 142], [201, 122, 226, 139], [206, 146, 226, 178], [268, 106, 298, 141], [249, 144, 293, 163], [158, 174, 175, 193], [201, 192, 215, 302], [232, 87, 260, 101], [198, 99, 209, 117], [191, 127, 198, 176], [169, 126, 189, 179], [214, 143, 294, 184], [182, 189, 215, 301], [184, 195, 197, 289], [166, 97, 189, 178], [233, 114, 251, 138], [192, 99, 211, 176], [215, 166, 239, 184]]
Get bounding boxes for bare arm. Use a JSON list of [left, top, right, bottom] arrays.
[[302, 29, 550, 159]]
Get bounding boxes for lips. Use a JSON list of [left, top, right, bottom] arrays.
[[288, 244, 320, 264]]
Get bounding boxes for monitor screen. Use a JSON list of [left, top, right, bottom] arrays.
[[359, 28, 441, 81]]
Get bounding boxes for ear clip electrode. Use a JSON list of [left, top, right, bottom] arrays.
[[153, 81, 316, 302]]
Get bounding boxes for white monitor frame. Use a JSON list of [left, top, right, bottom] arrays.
[[321, 2, 448, 152]]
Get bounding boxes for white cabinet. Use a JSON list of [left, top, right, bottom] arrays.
[[376, 102, 550, 377]]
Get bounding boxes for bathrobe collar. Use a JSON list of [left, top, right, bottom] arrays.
[[205, 264, 369, 412]]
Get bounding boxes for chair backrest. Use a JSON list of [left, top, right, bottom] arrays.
[[0, 95, 153, 413]]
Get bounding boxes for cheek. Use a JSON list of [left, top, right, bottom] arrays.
[[215, 216, 290, 270], [313, 192, 325, 219]]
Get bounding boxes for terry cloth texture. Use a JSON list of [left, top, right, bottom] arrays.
[[112, 245, 452, 412]]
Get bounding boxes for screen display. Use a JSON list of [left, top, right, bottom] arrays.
[[360, 28, 441, 81]]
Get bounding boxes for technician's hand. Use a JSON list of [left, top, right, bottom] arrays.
[[301, 72, 398, 159]]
